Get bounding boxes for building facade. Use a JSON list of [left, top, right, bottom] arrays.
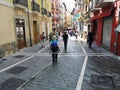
[[52, 0, 61, 31], [73, 0, 89, 37], [90, 0, 120, 55], [52, 0, 64, 31], [74, 0, 120, 56], [0, 0, 52, 57]]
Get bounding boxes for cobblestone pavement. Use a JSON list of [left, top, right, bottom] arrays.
[[0, 36, 120, 90], [22, 56, 84, 90], [81, 42, 120, 90], [19, 37, 85, 90]]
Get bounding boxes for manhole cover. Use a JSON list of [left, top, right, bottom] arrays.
[[0, 78, 26, 90], [0, 62, 3, 64], [13, 55, 25, 58], [1, 58, 7, 61], [91, 75, 115, 88], [6, 66, 27, 74]]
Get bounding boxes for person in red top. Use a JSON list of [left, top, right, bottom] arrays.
[[40, 32, 45, 47]]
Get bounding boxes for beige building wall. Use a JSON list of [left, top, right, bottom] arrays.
[[0, 2, 16, 57], [41, 16, 47, 35], [0, 0, 52, 57], [0, 4, 15, 45]]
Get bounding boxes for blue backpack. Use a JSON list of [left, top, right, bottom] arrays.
[[51, 40, 58, 52]]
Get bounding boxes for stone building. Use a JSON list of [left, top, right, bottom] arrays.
[[0, 0, 52, 57]]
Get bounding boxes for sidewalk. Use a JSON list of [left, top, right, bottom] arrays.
[[0, 40, 51, 90], [0, 36, 120, 90]]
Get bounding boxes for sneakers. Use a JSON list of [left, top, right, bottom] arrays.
[[52, 59, 57, 64]]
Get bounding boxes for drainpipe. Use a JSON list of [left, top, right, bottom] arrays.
[[27, 5, 32, 46]]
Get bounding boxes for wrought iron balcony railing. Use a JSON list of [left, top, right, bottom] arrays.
[[41, 8, 47, 15], [13, 0, 28, 7], [31, 2, 40, 12]]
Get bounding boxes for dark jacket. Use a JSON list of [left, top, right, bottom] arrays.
[[62, 33, 68, 41]]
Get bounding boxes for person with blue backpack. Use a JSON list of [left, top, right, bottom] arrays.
[[50, 35, 59, 64]]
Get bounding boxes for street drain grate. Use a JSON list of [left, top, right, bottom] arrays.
[[1, 58, 8, 61], [13, 55, 25, 58], [0, 62, 3, 64], [91, 75, 115, 88], [0, 78, 26, 90], [6, 66, 27, 74]]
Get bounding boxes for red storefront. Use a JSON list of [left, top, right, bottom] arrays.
[[91, 0, 120, 55]]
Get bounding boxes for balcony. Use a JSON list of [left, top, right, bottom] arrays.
[[47, 11, 51, 17], [95, 0, 115, 8], [41, 8, 47, 15], [13, 0, 28, 9], [31, 2, 40, 13]]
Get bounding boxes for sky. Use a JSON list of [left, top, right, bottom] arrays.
[[62, 0, 75, 11]]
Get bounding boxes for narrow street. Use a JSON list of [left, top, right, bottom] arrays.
[[0, 36, 120, 90], [1, 0, 120, 90]]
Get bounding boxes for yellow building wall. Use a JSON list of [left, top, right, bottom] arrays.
[[6, 0, 13, 3], [47, 0, 51, 12], [28, 0, 41, 10], [0, 4, 15, 45], [46, 0, 52, 32]]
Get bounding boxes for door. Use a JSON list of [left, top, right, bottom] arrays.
[[102, 16, 112, 49], [33, 21, 38, 44], [16, 19, 26, 50]]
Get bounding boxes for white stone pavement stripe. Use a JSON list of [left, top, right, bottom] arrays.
[[76, 41, 88, 90], [0, 45, 49, 73], [16, 62, 52, 90], [76, 56, 88, 90], [35, 53, 113, 56], [0, 55, 34, 73], [17, 46, 64, 90]]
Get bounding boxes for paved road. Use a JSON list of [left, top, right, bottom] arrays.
[[0, 36, 120, 90], [19, 38, 85, 90]]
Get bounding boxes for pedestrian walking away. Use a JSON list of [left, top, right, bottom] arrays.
[[55, 29, 59, 40], [87, 31, 93, 48], [49, 31, 55, 42], [75, 31, 78, 40], [62, 31, 69, 51], [50, 35, 59, 64]]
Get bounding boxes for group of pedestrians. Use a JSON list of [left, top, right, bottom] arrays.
[[40, 29, 93, 64], [48, 30, 69, 64], [87, 30, 94, 48]]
